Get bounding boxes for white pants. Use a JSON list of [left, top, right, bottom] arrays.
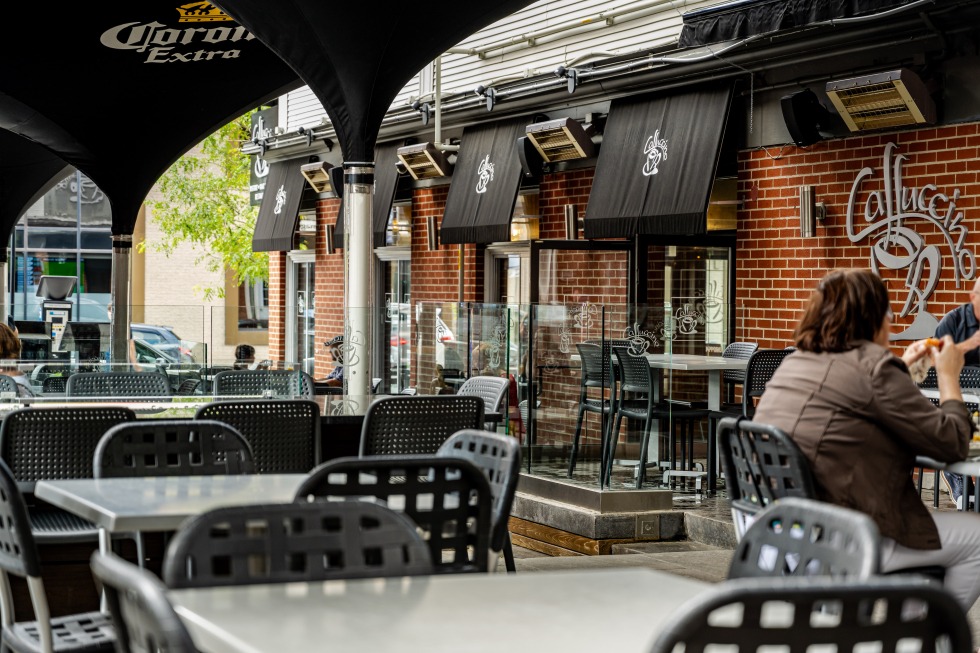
[[881, 511, 980, 610]]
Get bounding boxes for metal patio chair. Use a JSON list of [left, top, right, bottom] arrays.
[[163, 500, 432, 588], [456, 375, 509, 431], [437, 430, 521, 572], [295, 455, 493, 574], [212, 369, 314, 400], [66, 371, 172, 400], [195, 399, 320, 473], [359, 395, 484, 457], [0, 406, 136, 543]]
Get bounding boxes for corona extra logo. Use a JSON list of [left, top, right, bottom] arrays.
[[176, 2, 231, 22]]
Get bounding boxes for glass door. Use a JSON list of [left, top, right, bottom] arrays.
[[379, 256, 411, 393], [286, 252, 316, 374]]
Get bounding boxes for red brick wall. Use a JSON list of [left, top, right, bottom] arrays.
[[737, 123, 980, 349], [314, 197, 344, 379], [266, 251, 287, 361]]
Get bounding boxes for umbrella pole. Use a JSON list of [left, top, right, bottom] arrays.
[[109, 235, 132, 365], [343, 163, 374, 397]]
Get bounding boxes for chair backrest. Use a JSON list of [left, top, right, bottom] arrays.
[[576, 342, 611, 389], [728, 497, 880, 580], [294, 455, 493, 574], [95, 420, 255, 478], [195, 399, 320, 473], [175, 379, 200, 396], [41, 375, 67, 394], [0, 457, 42, 580], [612, 346, 654, 395], [0, 375, 19, 395], [212, 369, 314, 399], [456, 375, 509, 414], [958, 366, 980, 412], [359, 396, 485, 456], [91, 552, 197, 653], [0, 406, 136, 491], [918, 366, 938, 390], [66, 371, 172, 399], [649, 576, 972, 653], [721, 341, 758, 384], [163, 499, 432, 588], [437, 430, 521, 553], [742, 348, 792, 414], [717, 416, 816, 530]]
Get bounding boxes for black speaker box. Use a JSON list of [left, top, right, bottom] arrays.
[[781, 89, 830, 147], [517, 136, 544, 180], [328, 164, 344, 196]]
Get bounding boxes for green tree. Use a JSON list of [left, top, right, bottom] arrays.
[[143, 112, 266, 300]]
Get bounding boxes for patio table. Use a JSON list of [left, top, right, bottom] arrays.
[[169, 567, 708, 653], [35, 474, 308, 552]]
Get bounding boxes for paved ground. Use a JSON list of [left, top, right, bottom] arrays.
[[510, 476, 980, 647]]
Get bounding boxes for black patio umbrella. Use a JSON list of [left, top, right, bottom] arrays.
[[0, 2, 302, 358], [213, 0, 535, 393]]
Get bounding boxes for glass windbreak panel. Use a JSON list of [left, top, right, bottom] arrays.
[[522, 302, 611, 490], [415, 301, 466, 395], [237, 278, 269, 331], [381, 259, 411, 393]]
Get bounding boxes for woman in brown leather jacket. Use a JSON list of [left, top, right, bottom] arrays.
[[754, 268, 980, 609]]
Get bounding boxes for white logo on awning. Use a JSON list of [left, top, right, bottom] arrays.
[[273, 183, 287, 215], [475, 154, 495, 194], [642, 130, 668, 176]]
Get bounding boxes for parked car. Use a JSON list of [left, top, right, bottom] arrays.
[[130, 323, 192, 362]]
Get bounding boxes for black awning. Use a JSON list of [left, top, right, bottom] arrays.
[[252, 159, 306, 252], [440, 118, 527, 245], [334, 142, 400, 246], [678, 0, 919, 47], [583, 84, 734, 239]]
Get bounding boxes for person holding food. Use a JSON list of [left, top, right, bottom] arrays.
[[754, 269, 980, 610]]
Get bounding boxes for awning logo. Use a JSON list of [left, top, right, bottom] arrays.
[[642, 130, 668, 176], [475, 155, 495, 194], [273, 183, 287, 216], [176, 2, 230, 22]]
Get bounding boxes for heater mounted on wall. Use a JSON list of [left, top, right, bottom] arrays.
[[825, 69, 936, 133]]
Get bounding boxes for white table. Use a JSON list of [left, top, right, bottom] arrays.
[[35, 474, 307, 534], [642, 354, 748, 412], [169, 567, 709, 653]]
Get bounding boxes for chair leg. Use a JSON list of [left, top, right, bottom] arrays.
[[503, 533, 517, 573], [568, 405, 587, 477], [604, 411, 624, 488], [636, 416, 652, 489], [707, 417, 718, 493]]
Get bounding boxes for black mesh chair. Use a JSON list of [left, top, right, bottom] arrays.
[[649, 576, 971, 653], [40, 376, 67, 395], [295, 456, 493, 574], [0, 375, 22, 396], [94, 420, 255, 478], [728, 497, 880, 579], [437, 430, 520, 572], [0, 459, 115, 653], [720, 341, 759, 404], [456, 376, 509, 431], [195, 399, 320, 473], [568, 343, 615, 478], [359, 396, 484, 456], [90, 552, 197, 653], [0, 406, 136, 543], [175, 379, 200, 396], [212, 370, 314, 400], [740, 348, 792, 417], [66, 372, 172, 400], [163, 500, 432, 588], [717, 416, 816, 538]]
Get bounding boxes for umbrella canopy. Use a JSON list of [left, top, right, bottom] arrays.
[[0, 2, 302, 237], [213, 0, 537, 161], [0, 131, 73, 263]]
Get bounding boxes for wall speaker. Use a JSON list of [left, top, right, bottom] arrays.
[[517, 136, 544, 180], [329, 165, 344, 198], [781, 89, 830, 147]]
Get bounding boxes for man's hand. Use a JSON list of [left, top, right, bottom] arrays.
[[959, 330, 980, 354]]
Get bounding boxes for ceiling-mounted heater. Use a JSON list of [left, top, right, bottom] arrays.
[[825, 69, 936, 132]]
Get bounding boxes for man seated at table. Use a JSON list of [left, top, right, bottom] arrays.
[[936, 279, 980, 507], [318, 335, 344, 387]]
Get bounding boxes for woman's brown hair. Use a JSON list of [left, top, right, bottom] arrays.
[[0, 324, 22, 360], [794, 269, 891, 353]]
